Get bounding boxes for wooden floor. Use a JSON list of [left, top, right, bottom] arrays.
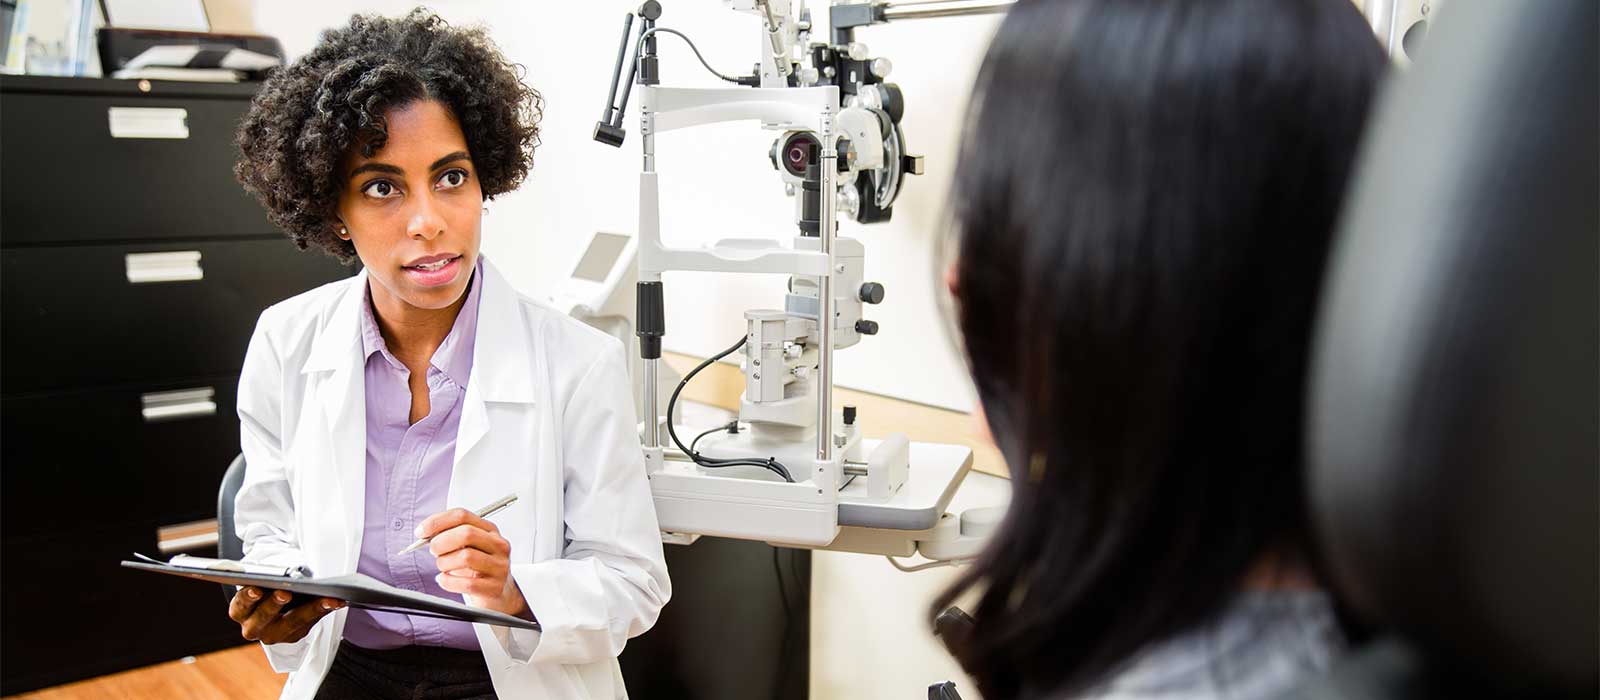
[[6, 646, 283, 700]]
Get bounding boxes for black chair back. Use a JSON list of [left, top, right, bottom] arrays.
[[217, 453, 247, 606], [1297, 0, 1597, 695]]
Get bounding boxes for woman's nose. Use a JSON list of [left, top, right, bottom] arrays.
[[406, 193, 446, 240]]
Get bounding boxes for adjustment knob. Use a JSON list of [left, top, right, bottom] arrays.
[[859, 282, 886, 304], [855, 320, 879, 335], [870, 57, 893, 80]]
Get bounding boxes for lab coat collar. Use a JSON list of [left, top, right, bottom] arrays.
[[303, 268, 366, 376], [300, 256, 537, 406], [470, 256, 539, 406]]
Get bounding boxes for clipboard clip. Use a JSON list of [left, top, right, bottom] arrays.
[[133, 551, 312, 578]]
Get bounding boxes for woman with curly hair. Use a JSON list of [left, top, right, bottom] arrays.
[[227, 10, 669, 699]]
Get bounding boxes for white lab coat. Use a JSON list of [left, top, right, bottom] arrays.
[[233, 257, 670, 699]]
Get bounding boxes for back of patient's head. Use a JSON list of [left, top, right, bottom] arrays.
[[937, 0, 1386, 697]]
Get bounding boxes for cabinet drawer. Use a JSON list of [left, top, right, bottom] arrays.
[[1, 239, 352, 393], [1, 522, 242, 694], [0, 90, 272, 245], [1, 377, 243, 539]]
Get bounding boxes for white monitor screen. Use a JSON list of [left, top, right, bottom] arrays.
[[572, 232, 629, 283]]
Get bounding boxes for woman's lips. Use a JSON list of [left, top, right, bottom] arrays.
[[402, 255, 462, 288]]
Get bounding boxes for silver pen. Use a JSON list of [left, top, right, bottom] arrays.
[[396, 493, 519, 556]]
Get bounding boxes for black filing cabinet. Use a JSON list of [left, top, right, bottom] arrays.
[[0, 76, 354, 694]]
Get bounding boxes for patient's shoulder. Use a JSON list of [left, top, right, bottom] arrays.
[[1086, 591, 1346, 700]]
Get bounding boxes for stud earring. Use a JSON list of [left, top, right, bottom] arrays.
[[339, 226, 348, 238]]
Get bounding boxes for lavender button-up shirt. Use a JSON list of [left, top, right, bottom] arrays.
[[342, 263, 483, 651]]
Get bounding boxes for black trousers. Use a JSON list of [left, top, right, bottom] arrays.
[[314, 640, 497, 700]]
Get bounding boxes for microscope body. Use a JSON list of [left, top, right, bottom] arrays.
[[594, 0, 974, 550]]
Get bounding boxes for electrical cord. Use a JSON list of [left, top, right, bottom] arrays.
[[689, 420, 738, 454], [637, 27, 758, 86], [666, 335, 796, 482], [885, 556, 965, 573]]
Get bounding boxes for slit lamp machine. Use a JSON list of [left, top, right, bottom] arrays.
[[560, 0, 1013, 564]]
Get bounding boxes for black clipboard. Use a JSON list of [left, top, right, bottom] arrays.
[[121, 556, 539, 630]]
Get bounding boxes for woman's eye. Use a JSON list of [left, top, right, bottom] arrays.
[[438, 169, 468, 189], [361, 180, 398, 199]]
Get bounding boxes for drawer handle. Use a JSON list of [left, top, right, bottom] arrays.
[[126, 251, 203, 284], [107, 107, 190, 139], [157, 519, 220, 554], [141, 387, 217, 423]]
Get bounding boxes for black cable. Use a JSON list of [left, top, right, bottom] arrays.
[[666, 336, 796, 482], [837, 474, 858, 492], [637, 27, 751, 85], [689, 420, 737, 454]]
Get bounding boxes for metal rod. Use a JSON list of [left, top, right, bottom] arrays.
[[641, 98, 658, 447], [601, 13, 635, 123], [881, 0, 1012, 21], [817, 125, 837, 464], [757, 0, 791, 78], [1361, 0, 1401, 55], [642, 358, 659, 448]]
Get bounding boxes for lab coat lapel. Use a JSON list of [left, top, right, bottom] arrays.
[[303, 270, 369, 574], [450, 259, 538, 496]]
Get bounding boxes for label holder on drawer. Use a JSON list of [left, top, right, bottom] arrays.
[[126, 251, 203, 284], [141, 387, 217, 423], [107, 107, 190, 139]]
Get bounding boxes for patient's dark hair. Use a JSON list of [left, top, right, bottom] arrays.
[[235, 9, 541, 263], [933, 0, 1386, 697]]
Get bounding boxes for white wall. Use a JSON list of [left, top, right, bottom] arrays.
[[254, 1, 993, 412], [252, 3, 1004, 698]]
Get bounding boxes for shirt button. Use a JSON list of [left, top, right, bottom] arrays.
[[392, 518, 405, 531]]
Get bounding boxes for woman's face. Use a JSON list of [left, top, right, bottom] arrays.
[[336, 99, 482, 315]]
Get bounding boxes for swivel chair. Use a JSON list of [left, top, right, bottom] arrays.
[[216, 453, 247, 606], [1290, 0, 1597, 696]]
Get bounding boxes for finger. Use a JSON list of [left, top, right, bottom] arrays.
[[229, 587, 263, 623], [437, 571, 502, 598], [240, 589, 287, 640], [427, 524, 510, 558], [415, 507, 474, 540], [242, 589, 291, 639], [434, 547, 506, 577], [280, 596, 344, 632]]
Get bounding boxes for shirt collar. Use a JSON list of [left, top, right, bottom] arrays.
[[358, 257, 483, 387]]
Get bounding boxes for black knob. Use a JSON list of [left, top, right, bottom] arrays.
[[859, 282, 886, 304], [843, 406, 857, 425], [855, 320, 879, 335]]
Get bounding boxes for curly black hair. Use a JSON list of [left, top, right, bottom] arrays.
[[235, 9, 541, 263]]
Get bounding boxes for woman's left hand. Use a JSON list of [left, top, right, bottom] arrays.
[[418, 508, 530, 619]]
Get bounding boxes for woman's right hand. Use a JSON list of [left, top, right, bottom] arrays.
[[228, 586, 345, 644]]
